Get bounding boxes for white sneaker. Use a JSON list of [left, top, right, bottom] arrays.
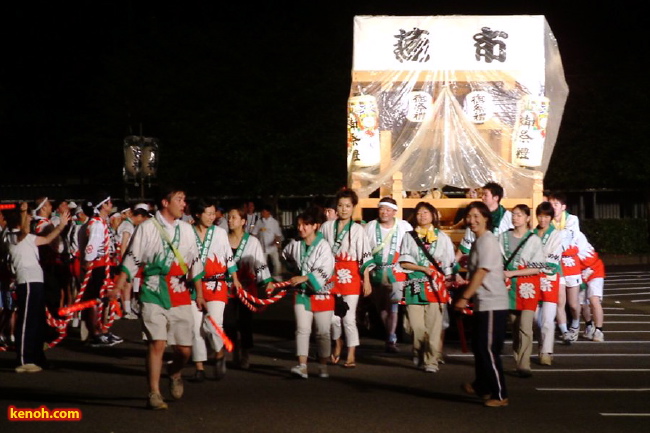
[[15, 363, 43, 373], [584, 324, 595, 340], [592, 329, 605, 342], [291, 364, 308, 379], [424, 365, 439, 373], [318, 365, 329, 378], [562, 327, 579, 344]]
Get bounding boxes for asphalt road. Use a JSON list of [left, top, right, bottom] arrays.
[[1, 266, 649, 433]]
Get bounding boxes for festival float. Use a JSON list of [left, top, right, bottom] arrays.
[[347, 15, 568, 239]]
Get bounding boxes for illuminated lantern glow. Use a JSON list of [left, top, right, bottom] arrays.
[[347, 95, 381, 168], [511, 95, 549, 168]]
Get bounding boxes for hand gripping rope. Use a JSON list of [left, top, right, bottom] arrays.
[[235, 280, 292, 312]]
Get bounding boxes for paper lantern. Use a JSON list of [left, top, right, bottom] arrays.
[[407, 91, 433, 122], [123, 135, 142, 179], [463, 91, 494, 124], [511, 95, 549, 168], [347, 95, 381, 168], [141, 138, 159, 178]]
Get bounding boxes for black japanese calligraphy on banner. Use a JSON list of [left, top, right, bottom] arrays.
[[393, 27, 431, 63], [473, 27, 508, 63]]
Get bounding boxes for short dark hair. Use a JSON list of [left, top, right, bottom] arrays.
[[548, 192, 568, 205], [156, 185, 185, 209], [536, 201, 555, 218], [465, 200, 493, 231], [228, 205, 247, 220], [512, 204, 531, 217], [482, 182, 504, 202], [4, 209, 22, 230], [297, 206, 325, 226], [409, 201, 440, 228], [192, 198, 216, 221], [335, 188, 358, 207]]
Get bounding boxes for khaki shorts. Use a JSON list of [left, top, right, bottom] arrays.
[[141, 302, 194, 346]]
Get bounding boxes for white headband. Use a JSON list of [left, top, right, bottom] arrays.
[[378, 201, 398, 211], [94, 196, 111, 213], [35, 197, 48, 212]]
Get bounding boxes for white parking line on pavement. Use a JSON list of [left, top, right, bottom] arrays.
[[595, 321, 650, 324], [600, 413, 650, 417], [537, 388, 650, 391], [531, 369, 650, 372], [604, 314, 650, 316], [607, 292, 650, 296]]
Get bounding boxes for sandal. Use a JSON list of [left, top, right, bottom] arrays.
[[330, 354, 340, 365], [343, 362, 356, 368]]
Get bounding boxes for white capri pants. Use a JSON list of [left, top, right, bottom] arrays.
[[330, 294, 360, 347], [294, 303, 333, 358], [535, 301, 558, 355], [191, 300, 226, 363]]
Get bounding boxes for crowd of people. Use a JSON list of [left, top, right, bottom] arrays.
[[0, 183, 607, 410]]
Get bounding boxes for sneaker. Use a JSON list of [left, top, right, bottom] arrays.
[[318, 364, 329, 379], [106, 332, 123, 344], [539, 353, 553, 366], [592, 329, 605, 342], [89, 334, 116, 348], [170, 376, 184, 400], [584, 324, 595, 340], [484, 398, 509, 407], [290, 364, 308, 379], [214, 357, 227, 380], [15, 363, 43, 373], [123, 312, 138, 320], [147, 392, 168, 410], [562, 328, 578, 345], [424, 365, 439, 373]]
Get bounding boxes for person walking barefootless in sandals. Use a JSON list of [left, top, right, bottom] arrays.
[[319, 188, 374, 368]]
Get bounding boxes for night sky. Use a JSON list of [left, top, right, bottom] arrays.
[[0, 2, 645, 196]]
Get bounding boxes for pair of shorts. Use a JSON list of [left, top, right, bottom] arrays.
[[371, 280, 403, 309], [0, 285, 15, 310], [142, 302, 194, 346], [560, 274, 582, 288], [579, 278, 604, 304]]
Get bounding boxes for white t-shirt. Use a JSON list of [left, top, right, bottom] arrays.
[[8, 234, 44, 284], [252, 216, 283, 253]]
